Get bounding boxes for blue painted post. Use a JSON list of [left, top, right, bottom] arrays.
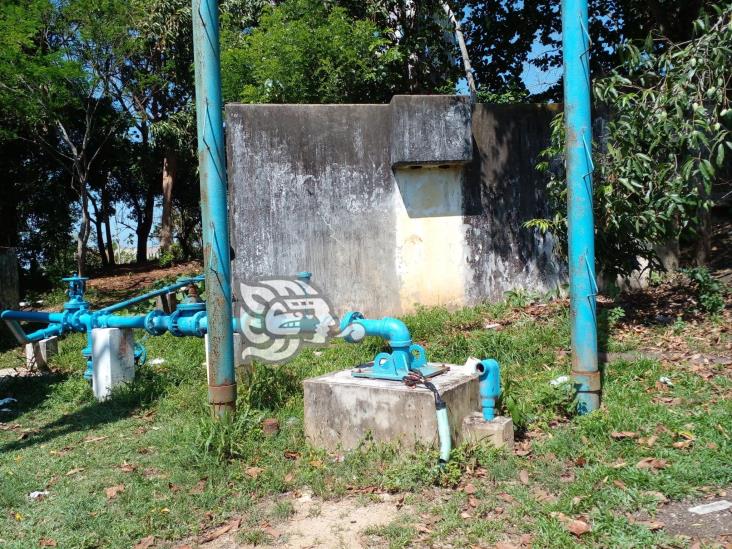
[[562, 0, 600, 413], [192, 0, 236, 416]]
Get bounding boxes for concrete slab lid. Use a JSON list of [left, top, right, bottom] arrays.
[[688, 500, 732, 515], [303, 363, 476, 393]]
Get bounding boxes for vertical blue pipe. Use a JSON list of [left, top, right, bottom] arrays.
[[192, 0, 236, 416], [562, 0, 600, 413]]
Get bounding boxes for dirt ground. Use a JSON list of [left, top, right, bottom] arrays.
[[87, 261, 202, 294], [199, 492, 405, 549]]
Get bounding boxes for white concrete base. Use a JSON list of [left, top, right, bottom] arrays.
[[460, 412, 514, 450], [92, 328, 135, 401], [25, 336, 58, 370], [204, 333, 251, 378], [303, 363, 479, 452]]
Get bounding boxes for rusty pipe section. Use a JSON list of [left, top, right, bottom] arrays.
[[562, 0, 600, 413], [192, 0, 236, 416]]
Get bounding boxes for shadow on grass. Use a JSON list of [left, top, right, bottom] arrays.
[[0, 370, 69, 417], [0, 367, 170, 453]]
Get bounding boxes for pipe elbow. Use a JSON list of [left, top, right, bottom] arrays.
[[476, 359, 501, 421], [378, 317, 411, 348]]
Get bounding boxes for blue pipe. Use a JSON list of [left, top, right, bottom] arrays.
[[193, 0, 236, 416], [436, 405, 451, 464], [476, 359, 501, 421], [562, 0, 600, 414], [344, 316, 412, 348], [339, 312, 430, 380], [97, 276, 203, 315], [24, 324, 64, 343], [1, 310, 64, 324]]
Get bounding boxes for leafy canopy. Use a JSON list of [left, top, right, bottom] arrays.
[[221, 0, 402, 104], [529, 3, 732, 278]]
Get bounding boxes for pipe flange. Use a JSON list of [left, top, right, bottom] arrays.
[[190, 310, 207, 337], [168, 309, 183, 337], [144, 310, 167, 336]]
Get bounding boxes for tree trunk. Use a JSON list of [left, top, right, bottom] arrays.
[[94, 215, 108, 268], [102, 186, 115, 266], [88, 192, 108, 268], [159, 150, 177, 253], [76, 181, 91, 276], [136, 185, 156, 263], [695, 208, 711, 266], [441, 2, 476, 98]]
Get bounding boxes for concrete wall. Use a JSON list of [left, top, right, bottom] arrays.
[[226, 96, 564, 317], [0, 249, 19, 309]]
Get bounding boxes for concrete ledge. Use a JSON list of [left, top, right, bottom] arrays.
[[390, 95, 473, 167], [460, 412, 514, 450], [304, 363, 478, 452], [25, 336, 58, 371]]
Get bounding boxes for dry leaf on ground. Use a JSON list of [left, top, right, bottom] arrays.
[[519, 470, 530, 485], [245, 467, 263, 478], [200, 518, 241, 543], [105, 484, 125, 499], [133, 535, 155, 549], [636, 457, 667, 470]]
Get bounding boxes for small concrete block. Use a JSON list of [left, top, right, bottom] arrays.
[[390, 95, 473, 167], [25, 336, 58, 370], [92, 328, 135, 401], [303, 363, 478, 452], [460, 412, 514, 450]]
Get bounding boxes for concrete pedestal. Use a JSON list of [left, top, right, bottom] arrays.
[[303, 363, 479, 452], [92, 328, 135, 401], [460, 412, 514, 450], [25, 336, 58, 370]]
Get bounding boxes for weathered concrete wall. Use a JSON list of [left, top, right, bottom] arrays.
[[0, 249, 19, 309], [226, 96, 564, 317]]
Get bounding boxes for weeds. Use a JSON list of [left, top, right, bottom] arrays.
[[683, 266, 727, 314], [194, 405, 264, 463]]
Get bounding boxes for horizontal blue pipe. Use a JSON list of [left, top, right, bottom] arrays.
[[24, 324, 64, 342], [1, 310, 65, 324], [101, 315, 147, 330]]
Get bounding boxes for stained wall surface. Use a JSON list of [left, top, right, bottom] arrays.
[[226, 96, 563, 316]]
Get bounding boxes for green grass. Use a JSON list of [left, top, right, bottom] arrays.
[[0, 293, 730, 548]]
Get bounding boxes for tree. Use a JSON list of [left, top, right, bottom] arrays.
[[462, 0, 720, 99], [221, 0, 401, 104], [528, 3, 732, 278], [69, 0, 195, 261], [0, 0, 121, 276]]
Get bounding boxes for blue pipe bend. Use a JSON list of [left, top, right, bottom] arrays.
[[476, 359, 501, 421]]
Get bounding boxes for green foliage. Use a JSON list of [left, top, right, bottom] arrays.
[[503, 288, 537, 308], [502, 376, 577, 432], [683, 266, 727, 314], [607, 306, 626, 328], [530, 4, 732, 278], [194, 406, 264, 463], [221, 0, 401, 104]]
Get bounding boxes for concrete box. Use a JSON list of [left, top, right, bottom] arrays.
[[92, 328, 135, 401], [460, 412, 514, 450], [25, 336, 58, 370], [303, 363, 478, 452]]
